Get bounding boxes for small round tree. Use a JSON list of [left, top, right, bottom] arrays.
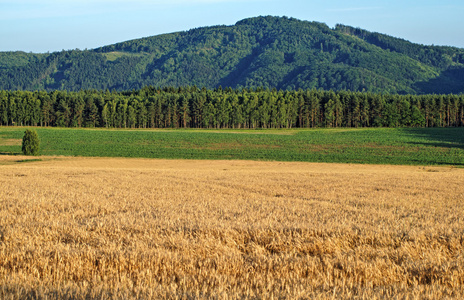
[[22, 129, 40, 156]]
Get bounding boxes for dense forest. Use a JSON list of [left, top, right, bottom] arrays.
[[1, 16, 464, 94], [1, 86, 463, 129]]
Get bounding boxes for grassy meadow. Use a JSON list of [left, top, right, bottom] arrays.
[[1, 126, 464, 165], [0, 157, 463, 298]]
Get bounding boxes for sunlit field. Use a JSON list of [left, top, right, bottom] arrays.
[[1, 157, 463, 298]]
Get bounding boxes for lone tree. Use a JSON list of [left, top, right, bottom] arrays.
[[22, 129, 40, 156]]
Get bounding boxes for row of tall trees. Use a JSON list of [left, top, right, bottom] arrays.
[[1, 86, 463, 129]]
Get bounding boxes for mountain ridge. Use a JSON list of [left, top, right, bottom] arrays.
[[1, 16, 464, 94]]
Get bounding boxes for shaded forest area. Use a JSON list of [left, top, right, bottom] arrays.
[[1, 86, 463, 129], [2, 16, 464, 94]]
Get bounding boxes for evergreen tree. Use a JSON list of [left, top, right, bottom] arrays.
[[0, 85, 464, 130], [22, 129, 40, 156], [411, 105, 425, 127]]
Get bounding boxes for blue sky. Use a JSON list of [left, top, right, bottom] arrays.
[[1, 0, 463, 53]]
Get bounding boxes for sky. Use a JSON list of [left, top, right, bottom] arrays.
[[1, 0, 463, 53]]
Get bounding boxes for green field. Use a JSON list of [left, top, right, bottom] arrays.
[[1, 127, 463, 166]]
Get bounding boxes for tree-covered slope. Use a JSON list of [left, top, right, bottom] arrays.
[[1, 16, 464, 94]]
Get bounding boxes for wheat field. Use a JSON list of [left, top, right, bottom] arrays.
[[1, 156, 464, 299]]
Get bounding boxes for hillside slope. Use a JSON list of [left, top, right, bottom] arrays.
[[1, 16, 464, 94]]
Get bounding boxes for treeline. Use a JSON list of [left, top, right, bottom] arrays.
[[1, 86, 463, 129]]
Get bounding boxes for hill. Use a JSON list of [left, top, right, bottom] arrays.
[[1, 16, 464, 94]]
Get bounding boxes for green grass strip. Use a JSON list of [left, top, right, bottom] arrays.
[[1, 127, 463, 166]]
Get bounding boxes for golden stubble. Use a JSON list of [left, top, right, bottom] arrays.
[[1, 157, 463, 299]]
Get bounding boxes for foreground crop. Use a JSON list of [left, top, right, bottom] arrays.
[[1, 157, 463, 298]]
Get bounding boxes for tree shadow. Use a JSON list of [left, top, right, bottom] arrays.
[[0, 151, 22, 156], [0, 149, 23, 156], [414, 67, 464, 94], [218, 50, 260, 88], [400, 127, 464, 150]]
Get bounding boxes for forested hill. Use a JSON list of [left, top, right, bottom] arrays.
[[2, 16, 464, 94]]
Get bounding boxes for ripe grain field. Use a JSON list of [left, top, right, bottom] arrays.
[[1, 157, 463, 299]]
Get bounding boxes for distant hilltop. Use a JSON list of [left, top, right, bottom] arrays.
[[1, 16, 464, 94]]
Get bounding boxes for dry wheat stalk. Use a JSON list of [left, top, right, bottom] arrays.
[[0, 157, 463, 299]]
